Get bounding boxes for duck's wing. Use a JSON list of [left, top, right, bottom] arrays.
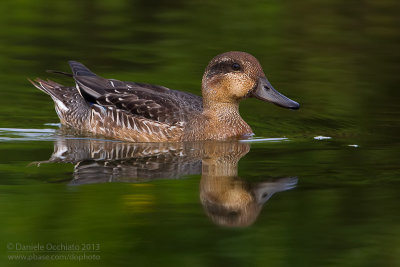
[[69, 61, 203, 125]]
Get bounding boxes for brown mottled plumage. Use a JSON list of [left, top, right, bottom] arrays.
[[30, 51, 299, 142]]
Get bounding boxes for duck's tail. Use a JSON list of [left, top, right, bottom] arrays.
[[29, 78, 65, 98], [29, 78, 90, 127]]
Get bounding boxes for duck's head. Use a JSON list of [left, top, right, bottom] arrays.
[[202, 51, 300, 110]]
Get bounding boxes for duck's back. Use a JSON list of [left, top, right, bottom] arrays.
[[32, 61, 203, 142]]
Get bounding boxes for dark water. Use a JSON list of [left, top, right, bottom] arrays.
[[1, 0, 400, 266]]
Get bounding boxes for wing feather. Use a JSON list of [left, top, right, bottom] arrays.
[[68, 61, 203, 126]]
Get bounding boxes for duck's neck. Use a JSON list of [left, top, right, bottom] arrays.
[[204, 102, 239, 121], [202, 101, 253, 138]]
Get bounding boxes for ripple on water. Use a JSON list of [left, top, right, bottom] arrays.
[[313, 136, 332, 140], [239, 137, 289, 143], [0, 127, 58, 142]]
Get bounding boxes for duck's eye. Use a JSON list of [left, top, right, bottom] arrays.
[[231, 63, 241, 71]]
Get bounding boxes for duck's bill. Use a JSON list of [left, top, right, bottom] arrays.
[[252, 77, 300, 110]]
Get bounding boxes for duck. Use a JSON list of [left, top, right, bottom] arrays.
[[30, 51, 299, 142]]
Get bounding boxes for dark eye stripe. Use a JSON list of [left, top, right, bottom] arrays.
[[207, 61, 241, 78]]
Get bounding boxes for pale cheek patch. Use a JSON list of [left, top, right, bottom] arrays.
[[225, 74, 255, 98]]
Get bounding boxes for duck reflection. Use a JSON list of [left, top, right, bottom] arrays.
[[38, 135, 297, 227], [200, 142, 297, 227]]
